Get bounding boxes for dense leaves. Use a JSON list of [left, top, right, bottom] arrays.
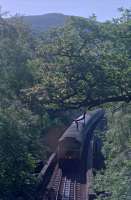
[[0, 105, 40, 199], [0, 13, 42, 199], [25, 9, 131, 111], [94, 104, 131, 200]]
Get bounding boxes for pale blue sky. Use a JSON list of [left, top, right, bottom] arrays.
[[1, 0, 131, 21]]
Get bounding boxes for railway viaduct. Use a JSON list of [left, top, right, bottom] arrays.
[[36, 111, 106, 200]]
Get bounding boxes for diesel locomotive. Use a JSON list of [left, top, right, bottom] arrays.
[[56, 109, 105, 172]]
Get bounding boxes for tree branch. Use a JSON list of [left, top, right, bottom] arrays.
[[57, 94, 131, 110]]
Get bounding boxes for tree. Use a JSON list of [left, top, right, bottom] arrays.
[[94, 104, 131, 200], [0, 104, 41, 199], [0, 12, 42, 199], [24, 9, 131, 111], [0, 13, 35, 98]]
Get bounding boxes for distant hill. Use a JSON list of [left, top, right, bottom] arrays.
[[22, 13, 70, 32]]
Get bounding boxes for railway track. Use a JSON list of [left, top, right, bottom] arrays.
[[40, 138, 95, 200], [43, 164, 86, 200]]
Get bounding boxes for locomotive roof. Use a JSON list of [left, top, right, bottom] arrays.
[[59, 109, 104, 143]]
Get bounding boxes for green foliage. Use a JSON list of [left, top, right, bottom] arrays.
[[25, 9, 131, 110], [0, 15, 35, 98], [0, 105, 40, 199], [94, 104, 131, 200], [0, 13, 44, 199]]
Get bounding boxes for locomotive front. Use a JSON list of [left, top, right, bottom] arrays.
[[57, 118, 85, 172], [57, 137, 82, 172]]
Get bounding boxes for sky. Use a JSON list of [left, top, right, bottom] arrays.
[[0, 0, 131, 21]]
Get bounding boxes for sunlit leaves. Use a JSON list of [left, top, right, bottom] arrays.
[[26, 9, 131, 110]]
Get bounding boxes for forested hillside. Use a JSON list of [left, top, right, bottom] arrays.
[[0, 7, 131, 200], [22, 13, 69, 32]]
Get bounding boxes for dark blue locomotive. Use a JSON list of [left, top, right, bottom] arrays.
[[56, 109, 105, 172]]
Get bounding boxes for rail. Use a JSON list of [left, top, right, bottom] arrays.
[[43, 166, 85, 200]]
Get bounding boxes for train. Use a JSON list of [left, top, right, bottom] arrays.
[[56, 109, 105, 172]]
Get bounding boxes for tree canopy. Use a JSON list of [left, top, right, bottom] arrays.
[[0, 12, 42, 199], [94, 103, 131, 200], [25, 9, 131, 111]]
